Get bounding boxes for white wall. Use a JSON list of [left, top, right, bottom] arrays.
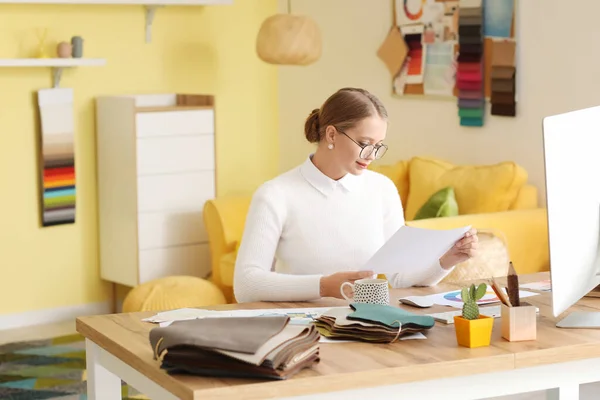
[[278, 0, 600, 203]]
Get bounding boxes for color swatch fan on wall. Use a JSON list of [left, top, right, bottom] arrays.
[[456, 0, 484, 127], [490, 40, 516, 116], [37, 88, 76, 227]]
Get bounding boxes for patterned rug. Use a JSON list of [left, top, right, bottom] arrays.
[[0, 333, 149, 399]]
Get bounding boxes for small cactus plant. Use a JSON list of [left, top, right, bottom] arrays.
[[461, 283, 487, 320]]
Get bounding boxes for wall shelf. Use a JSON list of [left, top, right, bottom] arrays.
[[0, 0, 233, 43], [0, 58, 105, 67], [0, 58, 106, 87], [0, 0, 231, 3]]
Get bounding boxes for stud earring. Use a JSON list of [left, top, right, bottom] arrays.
[[328, 143, 334, 150]]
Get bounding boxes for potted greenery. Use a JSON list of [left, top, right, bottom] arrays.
[[453, 283, 494, 348]]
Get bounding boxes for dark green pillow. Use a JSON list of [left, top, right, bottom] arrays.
[[413, 186, 459, 220]]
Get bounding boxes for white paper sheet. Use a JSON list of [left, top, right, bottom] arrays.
[[402, 289, 540, 309], [142, 307, 344, 327], [360, 225, 471, 274], [520, 280, 551, 292]]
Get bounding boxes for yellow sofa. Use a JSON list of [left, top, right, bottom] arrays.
[[203, 156, 550, 303]]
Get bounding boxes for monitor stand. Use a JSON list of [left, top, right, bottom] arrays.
[[584, 284, 600, 298], [555, 210, 600, 328], [557, 312, 600, 328]]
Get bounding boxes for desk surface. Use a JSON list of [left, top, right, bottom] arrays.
[[76, 272, 600, 400]]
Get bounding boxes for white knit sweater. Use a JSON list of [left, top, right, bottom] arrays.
[[233, 155, 452, 303]]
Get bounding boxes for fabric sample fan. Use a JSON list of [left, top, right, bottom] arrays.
[[314, 303, 435, 343]]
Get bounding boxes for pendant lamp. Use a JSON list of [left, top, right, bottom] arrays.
[[256, 0, 322, 66]]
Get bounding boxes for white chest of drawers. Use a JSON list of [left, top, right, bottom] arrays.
[[95, 94, 215, 287]]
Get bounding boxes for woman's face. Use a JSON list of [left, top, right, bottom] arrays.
[[330, 116, 388, 175]]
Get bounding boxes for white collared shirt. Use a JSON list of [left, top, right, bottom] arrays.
[[233, 155, 452, 303]]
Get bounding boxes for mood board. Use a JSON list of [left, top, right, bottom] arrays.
[[390, 0, 516, 126]]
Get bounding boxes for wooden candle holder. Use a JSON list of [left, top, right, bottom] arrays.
[[501, 302, 537, 341]]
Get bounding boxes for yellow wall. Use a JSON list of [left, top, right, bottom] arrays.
[[0, 1, 279, 315]]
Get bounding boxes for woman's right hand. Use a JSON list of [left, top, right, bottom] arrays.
[[320, 270, 375, 299]]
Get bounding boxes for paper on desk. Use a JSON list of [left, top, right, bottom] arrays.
[[318, 332, 426, 343], [520, 280, 551, 292], [360, 225, 471, 274], [142, 307, 344, 328], [406, 289, 540, 308]]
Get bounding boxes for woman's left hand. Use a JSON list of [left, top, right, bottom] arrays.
[[439, 228, 479, 270]]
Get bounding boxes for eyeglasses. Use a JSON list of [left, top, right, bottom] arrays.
[[337, 129, 388, 160]]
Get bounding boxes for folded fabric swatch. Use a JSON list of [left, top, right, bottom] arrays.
[[458, 98, 485, 108], [459, 107, 484, 118], [148, 316, 320, 380], [492, 40, 516, 67], [457, 70, 482, 82], [458, 53, 482, 63], [491, 91, 516, 104], [458, 90, 484, 99], [460, 117, 484, 127], [491, 79, 515, 93], [459, 15, 482, 26], [150, 315, 289, 355], [459, 43, 483, 54], [459, 36, 483, 46], [491, 66, 516, 80], [457, 80, 482, 91], [459, 7, 482, 18], [492, 103, 517, 116], [160, 345, 319, 380], [457, 62, 482, 72], [459, 24, 481, 36]]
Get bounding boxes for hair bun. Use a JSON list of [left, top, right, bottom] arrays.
[[304, 108, 321, 143]]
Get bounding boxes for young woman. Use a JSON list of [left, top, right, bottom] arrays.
[[233, 87, 478, 303]]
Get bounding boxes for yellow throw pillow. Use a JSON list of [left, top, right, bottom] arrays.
[[405, 157, 528, 221], [369, 160, 409, 209]]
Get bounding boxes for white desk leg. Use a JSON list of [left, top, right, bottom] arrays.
[[546, 385, 580, 400], [86, 339, 122, 400]]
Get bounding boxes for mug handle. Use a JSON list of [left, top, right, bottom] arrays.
[[340, 282, 354, 301]]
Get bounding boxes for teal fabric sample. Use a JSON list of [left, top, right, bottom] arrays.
[[348, 303, 435, 329], [460, 117, 484, 127]]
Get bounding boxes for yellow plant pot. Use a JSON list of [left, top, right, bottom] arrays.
[[454, 315, 494, 348]]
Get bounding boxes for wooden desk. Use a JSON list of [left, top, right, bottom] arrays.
[[77, 273, 600, 400]]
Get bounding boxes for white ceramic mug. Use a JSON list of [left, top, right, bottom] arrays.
[[340, 278, 390, 305]]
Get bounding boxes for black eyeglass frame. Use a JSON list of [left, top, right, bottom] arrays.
[[336, 129, 388, 160]]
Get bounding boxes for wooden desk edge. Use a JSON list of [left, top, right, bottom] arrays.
[[76, 317, 194, 400], [514, 341, 600, 369], [187, 354, 516, 400]]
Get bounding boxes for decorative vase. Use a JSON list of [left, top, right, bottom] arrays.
[[453, 315, 494, 348], [71, 36, 83, 58], [57, 42, 72, 58], [35, 28, 50, 58]]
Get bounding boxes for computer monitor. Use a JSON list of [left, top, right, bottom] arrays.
[[542, 105, 600, 328]]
